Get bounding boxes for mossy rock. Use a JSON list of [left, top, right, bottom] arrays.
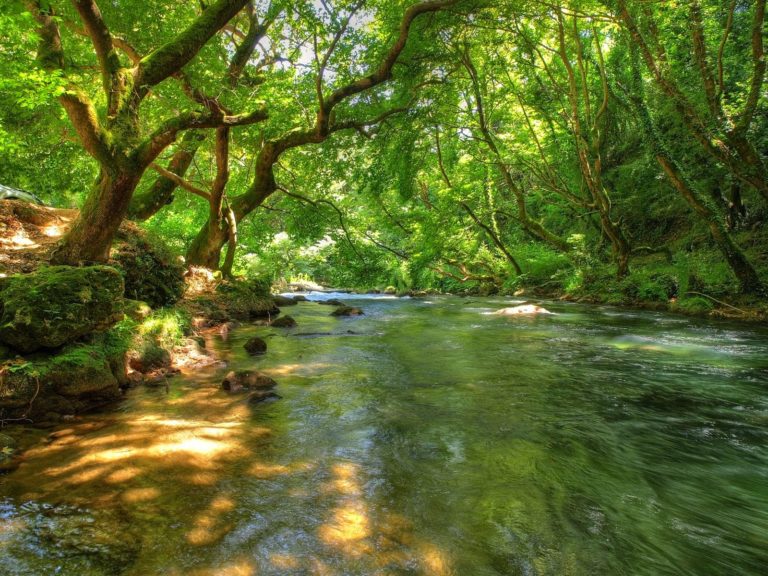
[[128, 341, 171, 373], [331, 306, 364, 317], [111, 226, 185, 308], [124, 299, 152, 321], [270, 315, 297, 328], [244, 337, 267, 355], [0, 335, 126, 421], [272, 295, 297, 306], [0, 266, 124, 353]]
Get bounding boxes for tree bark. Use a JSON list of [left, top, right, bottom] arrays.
[[51, 169, 139, 264], [128, 131, 205, 220]]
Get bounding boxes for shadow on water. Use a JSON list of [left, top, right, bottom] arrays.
[[1, 296, 768, 575]]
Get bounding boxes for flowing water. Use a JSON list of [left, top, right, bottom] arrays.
[[1, 295, 767, 575]]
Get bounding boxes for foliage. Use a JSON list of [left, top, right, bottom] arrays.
[[0, 0, 765, 309]]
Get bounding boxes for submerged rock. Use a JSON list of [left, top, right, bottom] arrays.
[[0, 501, 140, 571], [0, 265, 124, 353], [222, 370, 277, 393], [492, 304, 553, 316], [272, 295, 298, 306], [247, 390, 281, 405], [292, 295, 308, 302], [270, 315, 297, 328], [318, 298, 345, 306], [331, 306, 364, 317], [244, 336, 267, 355]]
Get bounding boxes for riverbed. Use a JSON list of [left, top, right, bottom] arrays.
[[1, 295, 767, 575]]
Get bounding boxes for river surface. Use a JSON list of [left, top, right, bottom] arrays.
[[1, 295, 767, 575]]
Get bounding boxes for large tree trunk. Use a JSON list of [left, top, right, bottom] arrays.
[[51, 169, 139, 264], [185, 221, 230, 269]]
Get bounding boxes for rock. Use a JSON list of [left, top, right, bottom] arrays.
[[0, 339, 123, 421], [222, 370, 277, 393], [319, 298, 345, 306], [273, 295, 298, 306], [493, 304, 553, 316], [127, 341, 171, 373], [4, 501, 141, 569], [219, 321, 240, 339], [270, 315, 297, 328], [0, 266, 124, 353], [247, 390, 281, 405], [124, 299, 152, 321], [244, 336, 267, 355], [292, 295, 308, 302], [331, 306, 364, 317], [384, 286, 397, 294], [110, 224, 185, 308]]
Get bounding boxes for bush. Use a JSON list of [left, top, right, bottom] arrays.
[[672, 296, 714, 315]]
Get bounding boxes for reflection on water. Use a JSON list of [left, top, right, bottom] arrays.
[[1, 297, 768, 575]]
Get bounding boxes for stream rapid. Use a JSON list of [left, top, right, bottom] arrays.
[[1, 295, 767, 575]]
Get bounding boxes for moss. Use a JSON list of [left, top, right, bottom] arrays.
[[111, 226, 185, 308], [0, 265, 125, 353], [183, 278, 276, 322]]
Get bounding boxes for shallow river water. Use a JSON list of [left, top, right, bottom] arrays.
[[1, 295, 767, 575]]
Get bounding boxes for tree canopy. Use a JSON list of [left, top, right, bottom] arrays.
[[1, 0, 766, 303]]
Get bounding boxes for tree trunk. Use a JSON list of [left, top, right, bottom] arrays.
[[185, 220, 230, 269], [657, 157, 764, 295], [51, 169, 139, 264]]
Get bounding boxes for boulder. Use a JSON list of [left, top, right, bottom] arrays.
[[270, 315, 297, 328], [0, 266, 124, 353], [292, 295, 308, 302], [331, 306, 364, 317], [222, 370, 277, 393], [110, 224, 185, 308], [127, 341, 171, 373], [0, 339, 123, 422], [272, 295, 298, 306], [244, 336, 267, 355]]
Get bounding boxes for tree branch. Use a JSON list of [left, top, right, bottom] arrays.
[[138, 0, 249, 91], [318, 0, 458, 132], [149, 163, 211, 200]]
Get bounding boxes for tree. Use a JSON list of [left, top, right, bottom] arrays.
[[25, 0, 267, 264], [184, 0, 461, 270]]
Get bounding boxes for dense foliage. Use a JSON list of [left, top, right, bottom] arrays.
[[1, 0, 766, 307]]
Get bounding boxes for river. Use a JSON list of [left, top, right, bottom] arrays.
[[1, 294, 767, 575]]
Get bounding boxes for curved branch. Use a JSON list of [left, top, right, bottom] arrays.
[[318, 0, 458, 131], [138, 0, 249, 91], [149, 163, 211, 200]]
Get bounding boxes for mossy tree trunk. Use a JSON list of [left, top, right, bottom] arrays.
[[27, 0, 266, 265]]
